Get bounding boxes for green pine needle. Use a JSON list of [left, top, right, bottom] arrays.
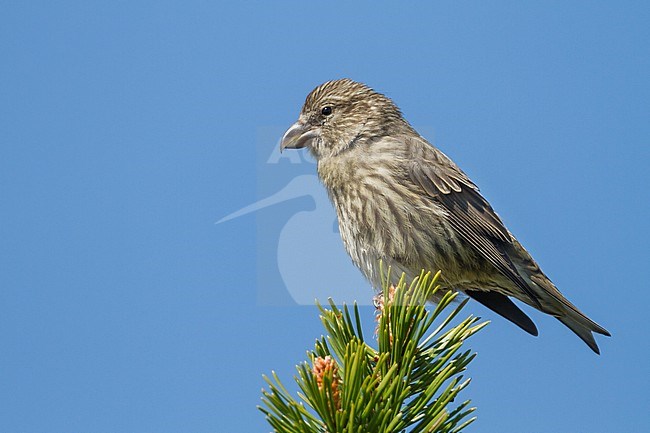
[[260, 270, 487, 433]]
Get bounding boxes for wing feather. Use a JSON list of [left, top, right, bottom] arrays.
[[406, 136, 542, 308]]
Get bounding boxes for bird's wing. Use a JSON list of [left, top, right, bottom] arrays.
[[465, 289, 538, 336], [406, 135, 542, 308]]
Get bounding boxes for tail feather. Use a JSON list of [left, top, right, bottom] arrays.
[[556, 314, 603, 355], [520, 268, 610, 352], [552, 295, 611, 337], [504, 239, 610, 353], [539, 292, 610, 354], [531, 278, 611, 353]]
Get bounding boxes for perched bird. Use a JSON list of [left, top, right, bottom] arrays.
[[280, 78, 610, 353]]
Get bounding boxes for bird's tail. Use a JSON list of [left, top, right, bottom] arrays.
[[509, 240, 610, 354], [528, 273, 611, 354], [555, 307, 611, 355]]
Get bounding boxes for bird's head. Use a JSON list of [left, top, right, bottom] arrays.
[[280, 79, 410, 160]]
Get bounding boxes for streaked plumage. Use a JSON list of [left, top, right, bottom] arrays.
[[280, 78, 610, 353]]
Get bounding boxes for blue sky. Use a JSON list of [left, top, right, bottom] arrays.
[[1, 1, 649, 432]]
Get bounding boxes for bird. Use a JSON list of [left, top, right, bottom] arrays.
[[280, 78, 610, 354]]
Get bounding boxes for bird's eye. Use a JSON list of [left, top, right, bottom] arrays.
[[321, 106, 333, 116]]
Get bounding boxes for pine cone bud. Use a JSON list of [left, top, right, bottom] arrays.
[[312, 355, 341, 410]]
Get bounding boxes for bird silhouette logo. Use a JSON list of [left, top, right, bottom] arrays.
[[217, 129, 367, 305]]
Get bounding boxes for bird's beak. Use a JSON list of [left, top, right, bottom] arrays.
[[280, 121, 318, 152]]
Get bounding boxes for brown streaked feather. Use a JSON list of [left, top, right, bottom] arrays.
[[406, 135, 543, 309], [286, 78, 610, 353]]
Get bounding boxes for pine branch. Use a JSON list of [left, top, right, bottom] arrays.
[[259, 270, 487, 433]]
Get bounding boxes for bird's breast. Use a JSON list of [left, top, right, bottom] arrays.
[[319, 156, 454, 287]]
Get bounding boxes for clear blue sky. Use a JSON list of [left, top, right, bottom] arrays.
[[1, 2, 648, 432]]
